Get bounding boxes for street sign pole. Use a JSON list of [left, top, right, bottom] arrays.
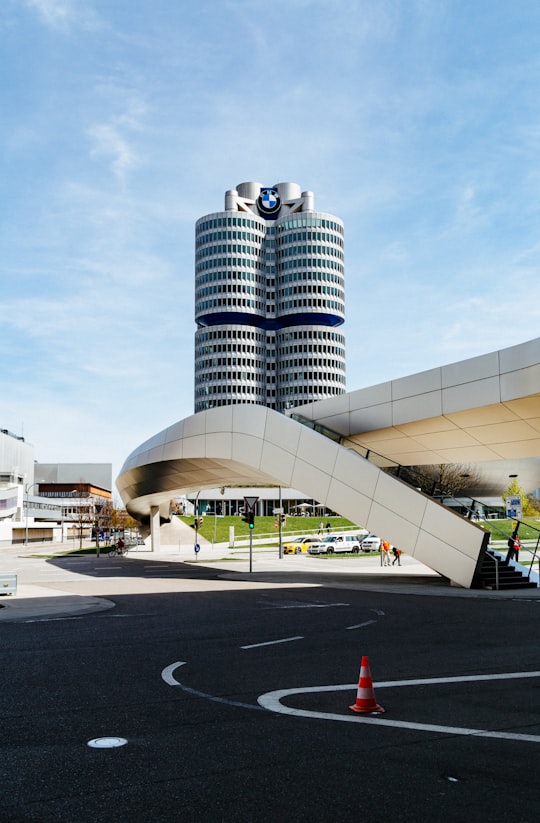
[[279, 487, 283, 559], [244, 496, 259, 574]]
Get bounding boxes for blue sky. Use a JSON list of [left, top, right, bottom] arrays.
[[2, 0, 540, 489]]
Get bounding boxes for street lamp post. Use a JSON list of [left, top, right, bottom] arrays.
[[60, 490, 78, 544], [95, 503, 103, 557], [24, 482, 40, 545], [193, 491, 201, 557]]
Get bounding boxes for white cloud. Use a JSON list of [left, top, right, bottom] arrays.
[[24, 0, 100, 30], [88, 123, 139, 185]]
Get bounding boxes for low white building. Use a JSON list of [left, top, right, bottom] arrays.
[[0, 428, 112, 546]]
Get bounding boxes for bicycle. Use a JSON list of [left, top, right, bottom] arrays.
[[108, 544, 128, 558]]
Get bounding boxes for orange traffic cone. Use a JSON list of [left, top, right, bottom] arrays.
[[349, 656, 385, 714]]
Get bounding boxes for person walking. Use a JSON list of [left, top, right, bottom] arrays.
[[392, 546, 401, 566], [504, 524, 521, 566], [381, 540, 391, 566], [506, 533, 520, 563]]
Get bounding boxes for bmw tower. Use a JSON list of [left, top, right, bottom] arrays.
[[194, 181, 346, 412]]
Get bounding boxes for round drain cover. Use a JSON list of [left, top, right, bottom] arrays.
[[87, 737, 128, 749]]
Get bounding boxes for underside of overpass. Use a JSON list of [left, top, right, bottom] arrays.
[[292, 337, 540, 468]]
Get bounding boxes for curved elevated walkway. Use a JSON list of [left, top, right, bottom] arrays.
[[117, 405, 488, 588]]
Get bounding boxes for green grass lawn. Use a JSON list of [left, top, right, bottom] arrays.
[[176, 514, 360, 544], [181, 514, 540, 545], [479, 518, 540, 541]]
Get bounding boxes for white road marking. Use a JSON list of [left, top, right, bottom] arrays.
[[260, 601, 349, 610], [257, 671, 540, 743], [241, 636, 304, 649], [160, 662, 540, 741], [161, 661, 265, 711], [161, 661, 186, 685], [347, 607, 384, 629], [346, 620, 377, 630], [21, 616, 84, 623], [375, 671, 540, 688]]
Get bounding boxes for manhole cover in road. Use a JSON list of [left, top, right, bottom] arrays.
[[87, 737, 128, 749]]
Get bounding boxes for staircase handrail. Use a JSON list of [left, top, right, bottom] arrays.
[[483, 551, 500, 590]]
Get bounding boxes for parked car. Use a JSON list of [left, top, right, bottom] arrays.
[[283, 536, 321, 554], [307, 539, 331, 555], [360, 533, 381, 551], [308, 532, 367, 554]]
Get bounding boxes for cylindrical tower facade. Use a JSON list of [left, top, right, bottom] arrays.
[[194, 183, 346, 413]]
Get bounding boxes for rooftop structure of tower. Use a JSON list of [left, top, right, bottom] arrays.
[[194, 181, 346, 413]]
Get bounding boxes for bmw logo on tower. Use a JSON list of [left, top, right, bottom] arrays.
[[257, 187, 281, 216]]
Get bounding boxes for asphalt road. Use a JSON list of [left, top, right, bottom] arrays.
[[2, 553, 540, 822]]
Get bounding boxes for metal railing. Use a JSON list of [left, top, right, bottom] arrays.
[[482, 551, 500, 590]]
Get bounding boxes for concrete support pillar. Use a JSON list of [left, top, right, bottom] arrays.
[[150, 506, 160, 553]]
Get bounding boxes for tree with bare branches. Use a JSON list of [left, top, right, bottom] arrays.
[[407, 463, 482, 497]]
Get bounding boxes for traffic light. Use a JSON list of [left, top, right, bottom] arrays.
[[280, 513, 286, 524], [242, 511, 255, 529]]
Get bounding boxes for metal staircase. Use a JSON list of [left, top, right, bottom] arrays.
[[476, 548, 538, 590]]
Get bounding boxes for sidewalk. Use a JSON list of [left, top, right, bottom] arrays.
[[0, 587, 114, 622], [2, 537, 539, 623], [149, 542, 539, 595]]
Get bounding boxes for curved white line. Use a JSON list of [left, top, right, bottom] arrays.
[[346, 620, 376, 630], [161, 661, 186, 686], [257, 671, 540, 743], [161, 661, 266, 711]]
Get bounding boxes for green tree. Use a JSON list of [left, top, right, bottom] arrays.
[[111, 506, 139, 533], [502, 478, 536, 517]]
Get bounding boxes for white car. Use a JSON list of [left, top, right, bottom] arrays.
[[307, 533, 364, 554], [360, 534, 381, 552]]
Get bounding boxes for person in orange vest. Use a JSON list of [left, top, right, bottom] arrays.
[[506, 530, 520, 563], [381, 540, 391, 566], [512, 535, 521, 561]]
